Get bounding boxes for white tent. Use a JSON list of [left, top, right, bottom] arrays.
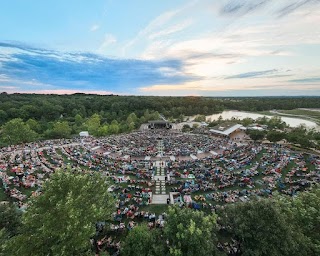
[[79, 131, 89, 137]]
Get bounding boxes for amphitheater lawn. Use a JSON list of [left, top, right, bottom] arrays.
[[139, 204, 168, 215]]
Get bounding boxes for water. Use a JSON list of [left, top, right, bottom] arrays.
[[204, 111, 319, 129]]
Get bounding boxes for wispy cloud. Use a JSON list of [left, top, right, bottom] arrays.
[[99, 34, 117, 53], [0, 86, 18, 90], [219, 0, 320, 18], [90, 24, 100, 32], [225, 69, 279, 79], [148, 19, 193, 40], [122, 1, 196, 57], [276, 0, 320, 17], [220, 0, 269, 16], [289, 77, 320, 83], [22, 89, 115, 95]]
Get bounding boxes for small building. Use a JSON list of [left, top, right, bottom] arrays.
[[210, 123, 246, 139], [79, 131, 89, 137], [148, 120, 172, 129], [247, 124, 267, 131]]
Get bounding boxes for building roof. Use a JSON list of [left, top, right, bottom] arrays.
[[210, 124, 244, 136], [148, 120, 171, 124]]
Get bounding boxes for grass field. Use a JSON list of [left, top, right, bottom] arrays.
[[280, 109, 320, 120]]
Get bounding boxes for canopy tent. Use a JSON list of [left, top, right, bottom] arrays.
[[190, 154, 197, 160], [79, 131, 89, 137]]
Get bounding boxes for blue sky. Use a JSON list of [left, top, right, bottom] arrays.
[[0, 0, 320, 96]]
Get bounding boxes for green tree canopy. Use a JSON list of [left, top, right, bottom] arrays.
[[85, 114, 101, 136], [122, 224, 165, 256], [194, 115, 206, 122], [268, 116, 286, 129], [50, 121, 72, 139], [0, 110, 8, 125], [241, 117, 254, 127], [220, 198, 306, 256], [267, 130, 285, 142], [164, 206, 219, 256], [285, 186, 320, 254], [0, 203, 21, 238], [182, 124, 191, 132], [26, 118, 41, 133], [74, 114, 83, 126], [108, 120, 120, 134], [6, 169, 115, 256], [247, 129, 266, 141], [0, 118, 38, 145]]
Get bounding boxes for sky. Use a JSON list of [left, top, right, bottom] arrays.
[[0, 0, 320, 96]]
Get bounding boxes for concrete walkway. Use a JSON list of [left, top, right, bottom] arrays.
[[151, 160, 169, 204]]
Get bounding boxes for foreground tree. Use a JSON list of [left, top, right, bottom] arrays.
[[6, 169, 115, 256], [122, 224, 165, 256], [220, 198, 306, 256], [164, 206, 219, 256], [286, 187, 320, 255], [0, 204, 22, 255], [0, 203, 21, 238]]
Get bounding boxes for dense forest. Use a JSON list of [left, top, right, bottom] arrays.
[[1, 93, 320, 146]]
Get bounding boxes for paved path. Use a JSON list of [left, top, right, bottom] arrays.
[[151, 160, 169, 204]]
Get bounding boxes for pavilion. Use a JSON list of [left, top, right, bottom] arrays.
[[148, 120, 172, 129]]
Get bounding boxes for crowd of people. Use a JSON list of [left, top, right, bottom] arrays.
[[1, 130, 319, 255], [1, 131, 319, 207]]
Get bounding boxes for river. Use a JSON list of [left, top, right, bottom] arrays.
[[203, 111, 319, 129]]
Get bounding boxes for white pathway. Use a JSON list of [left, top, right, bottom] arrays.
[[151, 160, 170, 204]]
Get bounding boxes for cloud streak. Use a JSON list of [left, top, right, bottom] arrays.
[[276, 0, 320, 17], [220, 0, 268, 16], [225, 69, 278, 79], [219, 0, 320, 18], [289, 77, 320, 83]]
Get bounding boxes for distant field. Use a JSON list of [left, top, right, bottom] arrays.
[[257, 109, 320, 125], [278, 109, 320, 122]]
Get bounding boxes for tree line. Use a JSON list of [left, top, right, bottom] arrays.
[[1, 93, 320, 147]]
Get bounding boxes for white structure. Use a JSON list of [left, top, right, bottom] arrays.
[[210, 124, 246, 137], [79, 131, 89, 137]]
